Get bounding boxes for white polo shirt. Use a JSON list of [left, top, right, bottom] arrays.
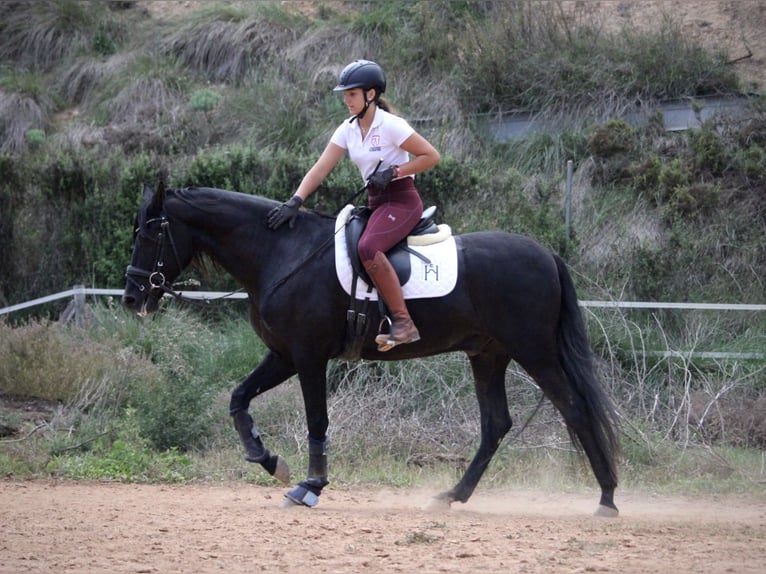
[[330, 108, 414, 183]]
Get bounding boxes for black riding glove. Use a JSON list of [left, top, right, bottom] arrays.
[[267, 195, 303, 230], [367, 166, 396, 192]]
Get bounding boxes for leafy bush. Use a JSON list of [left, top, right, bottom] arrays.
[[0, 318, 139, 405], [47, 409, 192, 482], [688, 124, 729, 176], [736, 144, 766, 184], [91, 304, 267, 451], [589, 120, 634, 158], [189, 89, 222, 113]]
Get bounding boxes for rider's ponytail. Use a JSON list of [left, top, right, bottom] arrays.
[[377, 96, 400, 116]]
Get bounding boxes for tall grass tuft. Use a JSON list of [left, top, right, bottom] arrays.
[[0, 0, 95, 71], [0, 317, 141, 406], [159, 4, 302, 85], [457, 2, 738, 115], [0, 90, 52, 155]]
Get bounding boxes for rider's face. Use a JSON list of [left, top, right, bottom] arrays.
[[343, 88, 373, 116]]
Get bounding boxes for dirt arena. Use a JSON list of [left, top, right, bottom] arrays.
[[1, 481, 764, 573]]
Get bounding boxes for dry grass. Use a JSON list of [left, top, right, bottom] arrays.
[[0, 90, 53, 154], [0, 318, 152, 408], [56, 54, 136, 107], [0, 0, 93, 71], [159, 6, 300, 84]]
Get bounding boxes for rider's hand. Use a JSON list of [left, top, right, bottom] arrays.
[[267, 195, 303, 229], [367, 166, 397, 192]]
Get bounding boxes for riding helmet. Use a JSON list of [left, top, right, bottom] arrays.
[[333, 60, 386, 95]]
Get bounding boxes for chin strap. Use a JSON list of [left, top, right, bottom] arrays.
[[349, 94, 376, 124]]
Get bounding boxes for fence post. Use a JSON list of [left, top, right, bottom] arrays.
[[565, 159, 573, 240], [60, 285, 87, 326]]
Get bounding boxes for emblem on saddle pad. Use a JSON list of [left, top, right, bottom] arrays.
[[334, 205, 458, 300]]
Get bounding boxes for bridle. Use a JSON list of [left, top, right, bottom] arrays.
[[125, 213, 245, 306], [124, 214, 184, 302]]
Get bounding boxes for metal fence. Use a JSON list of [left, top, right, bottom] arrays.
[[2, 286, 765, 360]]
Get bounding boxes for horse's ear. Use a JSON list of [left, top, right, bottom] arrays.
[[145, 181, 166, 212], [142, 183, 154, 205]]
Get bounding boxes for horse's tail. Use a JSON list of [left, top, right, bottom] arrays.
[[554, 254, 620, 484]]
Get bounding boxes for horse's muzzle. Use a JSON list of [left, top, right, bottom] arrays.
[[123, 264, 164, 314], [122, 288, 160, 315]]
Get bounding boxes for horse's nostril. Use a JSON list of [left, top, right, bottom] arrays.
[[122, 295, 135, 308]]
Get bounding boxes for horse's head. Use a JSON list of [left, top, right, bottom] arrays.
[[122, 182, 193, 315]]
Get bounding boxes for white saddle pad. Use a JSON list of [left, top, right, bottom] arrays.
[[334, 205, 459, 301]]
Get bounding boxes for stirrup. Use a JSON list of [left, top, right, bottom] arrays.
[[376, 316, 394, 351], [374, 316, 420, 352]]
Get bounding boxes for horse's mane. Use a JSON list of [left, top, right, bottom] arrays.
[[170, 186, 337, 224], [170, 186, 273, 225], [167, 186, 335, 278]]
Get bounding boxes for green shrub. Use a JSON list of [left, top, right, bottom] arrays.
[[589, 120, 634, 158], [688, 124, 729, 176], [94, 305, 265, 452], [736, 144, 766, 182], [25, 128, 46, 149], [665, 182, 719, 217], [47, 408, 192, 482], [189, 88, 221, 112]]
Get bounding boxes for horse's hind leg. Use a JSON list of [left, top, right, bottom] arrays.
[[434, 352, 512, 507], [524, 361, 619, 517]]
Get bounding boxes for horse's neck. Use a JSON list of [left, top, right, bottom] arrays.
[[167, 190, 334, 293], [168, 191, 270, 280]]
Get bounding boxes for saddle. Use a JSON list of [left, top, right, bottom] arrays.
[[341, 205, 447, 360], [344, 205, 441, 286]]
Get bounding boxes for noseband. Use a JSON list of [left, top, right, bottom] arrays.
[[125, 215, 183, 300]]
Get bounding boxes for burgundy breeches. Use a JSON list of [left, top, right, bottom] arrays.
[[357, 177, 424, 263]]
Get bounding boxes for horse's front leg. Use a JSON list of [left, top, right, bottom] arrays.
[[229, 350, 295, 484], [283, 360, 330, 508]]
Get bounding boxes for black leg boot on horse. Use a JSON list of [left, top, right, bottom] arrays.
[[363, 251, 421, 352]]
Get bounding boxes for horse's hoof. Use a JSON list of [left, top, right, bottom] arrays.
[[272, 456, 291, 485], [425, 495, 452, 512], [594, 504, 619, 518], [282, 483, 321, 507]]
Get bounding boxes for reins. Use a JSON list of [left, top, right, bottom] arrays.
[[337, 159, 381, 208], [265, 165, 382, 297], [129, 172, 384, 305], [262, 223, 342, 297]]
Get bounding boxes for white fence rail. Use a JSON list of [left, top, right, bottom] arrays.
[[2, 287, 764, 360], [580, 300, 766, 311], [0, 286, 247, 316]]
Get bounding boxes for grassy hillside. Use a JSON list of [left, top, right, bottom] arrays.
[[1, 0, 761, 305]]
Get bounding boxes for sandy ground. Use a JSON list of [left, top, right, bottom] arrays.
[[1, 481, 764, 574]]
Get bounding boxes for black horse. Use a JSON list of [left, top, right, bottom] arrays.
[[123, 183, 621, 516]]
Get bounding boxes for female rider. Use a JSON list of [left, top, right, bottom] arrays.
[[267, 59, 441, 351]]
